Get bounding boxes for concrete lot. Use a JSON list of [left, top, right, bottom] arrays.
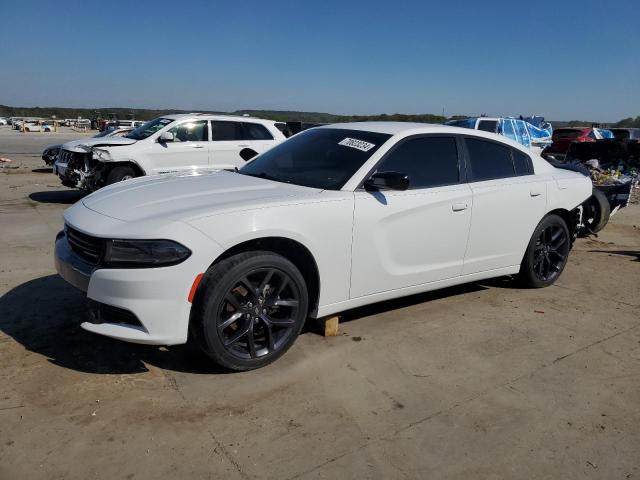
[[1, 125, 639, 479]]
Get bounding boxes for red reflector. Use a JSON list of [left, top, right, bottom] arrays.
[[188, 273, 204, 303]]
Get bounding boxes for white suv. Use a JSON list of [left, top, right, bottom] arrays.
[[53, 114, 286, 191]]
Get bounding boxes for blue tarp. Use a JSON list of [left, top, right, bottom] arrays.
[[446, 116, 553, 150]]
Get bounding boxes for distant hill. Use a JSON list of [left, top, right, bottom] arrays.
[[0, 104, 447, 124], [1, 104, 634, 127]]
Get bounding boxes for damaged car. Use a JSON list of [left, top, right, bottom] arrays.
[[53, 114, 286, 191], [547, 138, 639, 233], [55, 123, 592, 370], [42, 126, 133, 165]]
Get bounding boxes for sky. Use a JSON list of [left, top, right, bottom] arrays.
[[0, 0, 638, 121]]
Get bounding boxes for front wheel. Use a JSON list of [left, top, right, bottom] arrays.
[[191, 251, 309, 371], [105, 165, 136, 185], [519, 214, 570, 288]]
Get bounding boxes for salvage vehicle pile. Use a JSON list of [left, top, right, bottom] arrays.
[[570, 142, 640, 187]]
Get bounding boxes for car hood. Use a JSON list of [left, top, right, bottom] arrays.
[[81, 170, 323, 222], [62, 137, 137, 153]]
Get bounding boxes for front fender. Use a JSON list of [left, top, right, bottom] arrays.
[[187, 197, 355, 308]]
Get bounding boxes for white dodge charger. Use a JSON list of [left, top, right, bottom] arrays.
[[55, 123, 592, 370]]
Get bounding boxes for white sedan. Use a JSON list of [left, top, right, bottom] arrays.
[[23, 122, 53, 132], [55, 123, 592, 370]]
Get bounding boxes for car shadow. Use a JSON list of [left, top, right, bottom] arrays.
[[0, 275, 228, 375], [31, 168, 54, 173], [29, 190, 86, 204], [589, 249, 639, 262], [1, 274, 502, 375]]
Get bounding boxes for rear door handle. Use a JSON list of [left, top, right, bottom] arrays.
[[190, 145, 205, 149], [238, 144, 250, 148], [452, 203, 468, 212], [530, 189, 542, 197]]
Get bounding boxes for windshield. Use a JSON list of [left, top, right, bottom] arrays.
[[239, 128, 392, 190], [125, 117, 174, 140], [93, 130, 112, 138]]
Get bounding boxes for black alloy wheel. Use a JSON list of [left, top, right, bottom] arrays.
[[519, 214, 570, 288], [532, 223, 569, 282], [191, 251, 308, 371], [217, 267, 301, 360]]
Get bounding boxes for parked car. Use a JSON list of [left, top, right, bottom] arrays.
[[445, 117, 553, 154], [12, 118, 38, 130], [53, 114, 286, 191], [0, 117, 7, 125], [609, 128, 640, 141], [54, 122, 592, 370], [543, 127, 614, 160], [42, 127, 134, 165], [23, 122, 54, 132]]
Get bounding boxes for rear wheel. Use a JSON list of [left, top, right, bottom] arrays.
[[581, 188, 610, 235], [191, 251, 308, 371], [519, 214, 570, 288], [105, 165, 136, 185]]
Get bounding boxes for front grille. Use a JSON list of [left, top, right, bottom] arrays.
[[58, 149, 87, 168], [66, 226, 104, 264], [58, 149, 74, 164]]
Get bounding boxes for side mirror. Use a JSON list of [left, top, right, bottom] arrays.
[[364, 171, 410, 191], [158, 131, 174, 143]]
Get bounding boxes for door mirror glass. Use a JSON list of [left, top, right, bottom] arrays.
[[158, 131, 174, 143], [364, 171, 410, 191]]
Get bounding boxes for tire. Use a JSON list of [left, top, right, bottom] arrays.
[[582, 188, 610, 234], [191, 251, 309, 371], [519, 214, 571, 288], [105, 165, 136, 185]]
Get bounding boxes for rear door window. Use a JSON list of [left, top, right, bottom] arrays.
[[465, 137, 515, 181], [242, 122, 274, 140], [512, 149, 532, 175], [376, 136, 460, 189], [212, 121, 243, 141]]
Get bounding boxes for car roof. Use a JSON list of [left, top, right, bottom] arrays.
[[160, 113, 276, 123], [315, 121, 536, 152]]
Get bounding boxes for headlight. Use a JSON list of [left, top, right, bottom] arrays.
[[104, 239, 191, 267], [93, 148, 109, 160]]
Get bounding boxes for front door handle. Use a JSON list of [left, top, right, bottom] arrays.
[[190, 145, 205, 149], [530, 189, 542, 197], [452, 203, 468, 212], [238, 144, 250, 148]]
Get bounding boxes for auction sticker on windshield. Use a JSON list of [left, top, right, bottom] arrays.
[[338, 137, 376, 152]]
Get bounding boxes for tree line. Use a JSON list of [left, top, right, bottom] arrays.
[[1, 104, 637, 127]]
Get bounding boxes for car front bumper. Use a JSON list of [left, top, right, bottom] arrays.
[[54, 228, 218, 346]]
